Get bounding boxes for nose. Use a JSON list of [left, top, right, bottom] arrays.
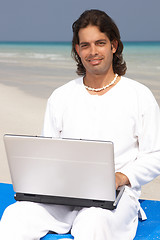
[[90, 43, 98, 56]]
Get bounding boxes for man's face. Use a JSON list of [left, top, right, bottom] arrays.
[[75, 25, 117, 77]]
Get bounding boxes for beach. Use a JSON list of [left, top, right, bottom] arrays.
[[0, 42, 160, 200]]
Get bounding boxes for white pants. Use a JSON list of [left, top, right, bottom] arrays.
[[0, 191, 139, 240]]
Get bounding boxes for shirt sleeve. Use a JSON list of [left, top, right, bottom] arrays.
[[41, 97, 61, 138], [120, 100, 160, 190]]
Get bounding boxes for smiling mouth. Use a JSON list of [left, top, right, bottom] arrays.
[[88, 59, 102, 66], [88, 58, 103, 65]]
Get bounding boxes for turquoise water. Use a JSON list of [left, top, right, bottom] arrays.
[[0, 41, 159, 68], [0, 42, 72, 60], [123, 42, 160, 66], [0, 41, 160, 60], [123, 42, 160, 81], [0, 41, 159, 101]]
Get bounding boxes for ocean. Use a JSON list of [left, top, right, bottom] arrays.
[[0, 41, 159, 103]]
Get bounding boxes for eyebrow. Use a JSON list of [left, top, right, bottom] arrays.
[[79, 39, 107, 46]]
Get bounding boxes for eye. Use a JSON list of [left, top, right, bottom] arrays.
[[97, 41, 106, 46], [80, 43, 89, 49]]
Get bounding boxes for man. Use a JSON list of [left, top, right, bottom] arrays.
[[0, 9, 160, 240]]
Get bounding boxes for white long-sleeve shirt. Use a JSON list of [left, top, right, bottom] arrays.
[[42, 76, 160, 199]]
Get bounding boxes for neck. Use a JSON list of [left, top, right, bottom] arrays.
[[84, 71, 115, 89]]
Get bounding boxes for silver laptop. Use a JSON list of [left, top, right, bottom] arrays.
[[3, 134, 124, 210]]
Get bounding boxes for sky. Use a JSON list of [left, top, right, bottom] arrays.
[[0, 0, 160, 42]]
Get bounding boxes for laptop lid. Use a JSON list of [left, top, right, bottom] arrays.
[[3, 134, 124, 210]]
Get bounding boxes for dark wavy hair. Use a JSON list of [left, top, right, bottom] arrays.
[[72, 9, 127, 76]]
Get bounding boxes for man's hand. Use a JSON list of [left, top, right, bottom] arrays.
[[115, 172, 130, 189]]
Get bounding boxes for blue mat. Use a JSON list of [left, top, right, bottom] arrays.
[[41, 233, 73, 239], [0, 183, 160, 239]]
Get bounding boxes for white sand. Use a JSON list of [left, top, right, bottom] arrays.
[[0, 81, 160, 200], [0, 83, 47, 183]]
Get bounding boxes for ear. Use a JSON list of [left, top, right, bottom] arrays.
[[75, 44, 80, 56], [111, 40, 118, 54]]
